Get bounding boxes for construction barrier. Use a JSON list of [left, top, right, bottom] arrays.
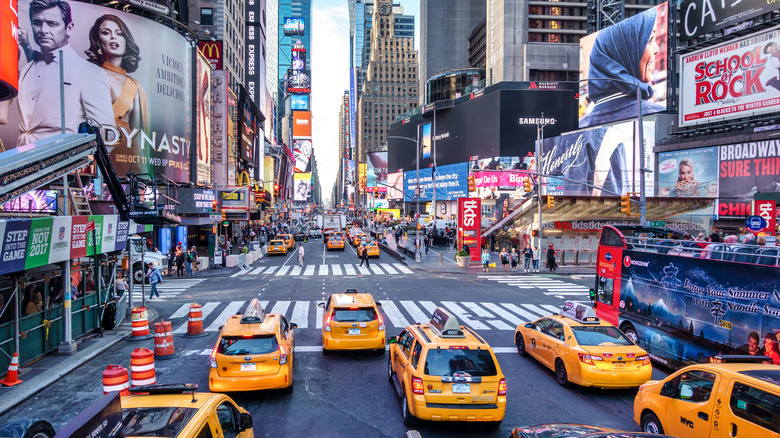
[[181, 303, 208, 337], [130, 348, 156, 387], [102, 365, 130, 396], [129, 307, 152, 340], [0, 353, 23, 386], [153, 320, 177, 359]]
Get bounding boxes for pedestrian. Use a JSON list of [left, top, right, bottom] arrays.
[[424, 236, 430, 255], [481, 249, 490, 273], [533, 246, 540, 272], [175, 248, 185, 278], [115, 272, 128, 298], [191, 246, 200, 272], [500, 248, 509, 272], [359, 244, 371, 267], [510, 248, 518, 272], [523, 245, 533, 272], [147, 262, 162, 300], [546, 243, 558, 272], [463, 244, 470, 256], [185, 249, 193, 276]]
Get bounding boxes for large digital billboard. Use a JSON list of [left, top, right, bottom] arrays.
[[292, 47, 306, 70], [240, 89, 257, 163], [540, 120, 655, 196], [0, 0, 18, 101], [290, 94, 309, 111], [292, 111, 312, 138], [293, 139, 312, 173], [680, 26, 780, 127], [0, 0, 193, 181], [717, 140, 780, 217], [680, 0, 775, 42], [403, 162, 468, 201], [287, 69, 311, 93], [367, 151, 387, 188], [579, 2, 668, 128], [387, 172, 406, 200], [283, 17, 305, 36], [0, 190, 57, 213], [195, 52, 212, 186], [293, 172, 311, 202], [658, 147, 718, 198]]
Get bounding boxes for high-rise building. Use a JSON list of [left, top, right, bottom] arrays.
[[468, 18, 486, 68], [357, 0, 418, 163], [188, 0, 247, 86], [419, 0, 485, 104]]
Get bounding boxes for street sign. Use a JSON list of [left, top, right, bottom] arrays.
[[647, 220, 666, 227], [85, 221, 95, 232], [745, 216, 767, 231], [209, 214, 221, 222]]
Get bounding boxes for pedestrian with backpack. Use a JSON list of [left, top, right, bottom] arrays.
[[185, 249, 193, 276], [510, 248, 519, 272]]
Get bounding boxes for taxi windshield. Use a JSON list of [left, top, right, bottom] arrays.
[[120, 407, 197, 437], [218, 335, 279, 355], [332, 307, 377, 322], [570, 326, 633, 346], [424, 349, 498, 377]]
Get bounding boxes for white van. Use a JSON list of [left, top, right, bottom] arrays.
[[424, 219, 456, 232]]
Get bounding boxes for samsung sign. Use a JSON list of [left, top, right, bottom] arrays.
[[291, 94, 310, 111]]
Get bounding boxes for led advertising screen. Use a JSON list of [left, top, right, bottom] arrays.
[[680, 26, 780, 127], [367, 152, 388, 188], [287, 69, 311, 93], [0, 190, 57, 213], [717, 140, 780, 217], [540, 120, 656, 196], [403, 162, 468, 201], [292, 111, 312, 138], [283, 17, 305, 36], [293, 139, 312, 173], [387, 172, 406, 200], [290, 94, 309, 111], [579, 2, 669, 128], [195, 52, 212, 186], [0, 0, 18, 101], [0, 0, 193, 181], [292, 47, 306, 70], [658, 147, 718, 198], [345, 159, 355, 184], [680, 0, 775, 42], [293, 172, 311, 202]]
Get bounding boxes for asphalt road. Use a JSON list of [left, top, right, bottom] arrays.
[[0, 238, 670, 437]]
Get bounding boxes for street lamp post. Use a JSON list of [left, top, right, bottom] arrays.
[[387, 132, 423, 263], [535, 113, 553, 252]]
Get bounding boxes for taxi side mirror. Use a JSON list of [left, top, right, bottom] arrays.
[[524, 323, 531, 329], [388, 336, 397, 344], [376, 302, 382, 307], [317, 302, 325, 308], [290, 323, 298, 329], [239, 412, 253, 431]]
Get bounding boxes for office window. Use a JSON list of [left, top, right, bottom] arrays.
[[200, 8, 214, 26]]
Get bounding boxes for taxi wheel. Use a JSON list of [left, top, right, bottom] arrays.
[[555, 359, 571, 387], [402, 392, 418, 427], [515, 334, 527, 356], [322, 347, 331, 355], [387, 355, 394, 382], [281, 381, 294, 394], [641, 412, 664, 434]]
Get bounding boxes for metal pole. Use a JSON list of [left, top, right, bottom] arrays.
[[127, 240, 134, 317], [415, 125, 421, 263], [13, 284, 20, 357], [140, 244, 145, 306], [536, 116, 544, 253], [637, 87, 646, 226], [432, 110, 437, 220]]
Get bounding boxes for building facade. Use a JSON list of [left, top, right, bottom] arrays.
[[188, 0, 247, 85]]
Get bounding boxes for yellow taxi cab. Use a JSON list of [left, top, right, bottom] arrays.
[[120, 384, 254, 437], [333, 231, 346, 241], [209, 299, 297, 393], [352, 232, 367, 246], [326, 236, 345, 251], [267, 239, 288, 255], [278, 234, 295, 249], [634, 356, 780, 437], [388, 308, 506, 428], [514, 301, 652, 389], [358, 240, 380, 258], [318, 288, 385, 354]]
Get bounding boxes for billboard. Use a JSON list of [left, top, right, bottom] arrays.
[[290, 94, 309, 111], [473, 170, 532, 188], [404, 162, 469, 201], [367, 152, 388, 188], [458, 197, 481, 261], [195, 52, 212, 186], [219, 187, 249, 210], [198, 40, 223, 70], [283, 17, 305, 36], [681, 0, 775, 42], [0, 0, 18, 100], [349, 69, 357, 158], [292, 111, 312, 138], [287, 69, 311, 93], [292, 47, 306, 70], [227, 88, 238, 185], [1, 0, 193, 181], [240, 89, 257, 163], [292, 139, 312, 173], [345, 159, 355, 184], [293, 173, 311, 202], [540, 120, 655, 196], [579, 2, 668, 128], [0, 190, 57, 213], [717, 140, 780, 217], [387, 172, 406, 200], [658, 147, 718, 198], [245, 0, 262, 108], [211, 70, 228, 187], [680, 26, 780, 127], [176, 188, 215, 214]]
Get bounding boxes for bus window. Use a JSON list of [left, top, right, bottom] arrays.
[[599, 228, 624, 247], [596, 277, 614, 306]]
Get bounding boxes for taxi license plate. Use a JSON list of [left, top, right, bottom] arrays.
[[240, 363, 256, 372], [613, 362, 626, 368], [349, 328, 361, 335], [452, 383, 470, 394]]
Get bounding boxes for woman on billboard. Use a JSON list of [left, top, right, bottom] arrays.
[[85, 14, 149, 138], [580, 5, 665, 128]]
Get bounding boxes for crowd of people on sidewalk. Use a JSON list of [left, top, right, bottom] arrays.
[[481, 243, 559, 273]]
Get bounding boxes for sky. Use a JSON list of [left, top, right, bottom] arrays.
[[310, 0, 419, 206]]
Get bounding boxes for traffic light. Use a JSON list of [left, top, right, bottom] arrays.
[[523, 177, 532, 193], [467, 174, 476, 192], [274, 184, 280, 198], [620, 194, 631, 215], [211, 199, 218, 213], [547, 195, 554, 209], [373, 186, 378, 195], [221, 210, 226, 221]]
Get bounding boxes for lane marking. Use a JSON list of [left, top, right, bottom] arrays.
[[205, 301, 245, 332], [380, 301, 409, 328], [400, 300, 429, 325], [291, 301, 309, 328]]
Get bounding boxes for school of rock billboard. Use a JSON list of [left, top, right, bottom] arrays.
[[0, 0, 193, 181], [541, 120, 656, 196], [578, 2, 669, 129], [680, 26, 780, 127]]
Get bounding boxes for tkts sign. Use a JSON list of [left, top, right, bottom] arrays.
[[198, 41, 223, 70], [458, 197, 481, 262]]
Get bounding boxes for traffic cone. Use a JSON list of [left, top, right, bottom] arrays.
[[0, 353, 23, 386]]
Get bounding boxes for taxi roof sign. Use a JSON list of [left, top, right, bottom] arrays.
[[560, 301, 599, 324], [241, 298, 265, 324], [429, 307, 464, 338]]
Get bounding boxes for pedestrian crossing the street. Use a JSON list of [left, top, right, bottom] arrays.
[[230, 263, 414, 278], [166, 299, 563, 335], [131, 278, 207, 301], [478, 275, 592, 299]]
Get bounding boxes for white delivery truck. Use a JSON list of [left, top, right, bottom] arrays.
[[316, 214, 346, 240]]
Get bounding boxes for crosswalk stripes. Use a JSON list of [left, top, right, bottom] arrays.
[[479, 275, 591, 298], [275, 266, 291, 276], [344, 264, 356, 275], [232, 263, 415, 278], [167, 298, 568, 334], [131, 278, 206, 300]]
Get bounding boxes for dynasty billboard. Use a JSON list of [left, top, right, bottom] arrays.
[[1, 0, 193, 181], [541, 120, 656, 196], [388, 87, 577, 172], [195, 51, 212, 186], [680, 26, 780, 127], [579, 2, 668, 129]]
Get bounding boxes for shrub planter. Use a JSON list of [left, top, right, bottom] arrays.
[[456, 256, 471, 268]]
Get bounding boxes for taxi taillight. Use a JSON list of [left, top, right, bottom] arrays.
[[279, 345, 288, 365], [324, 314, 333, 332], [636, 355, 651, 365], [377, 313, 385, 331], [209, 347, 218, 368], [577, 353, 603, 365], [497, 378, 507, 396], [411, 376, 424, 395]]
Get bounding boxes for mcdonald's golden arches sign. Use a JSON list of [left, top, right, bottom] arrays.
[[198, 40, 223, 70]]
